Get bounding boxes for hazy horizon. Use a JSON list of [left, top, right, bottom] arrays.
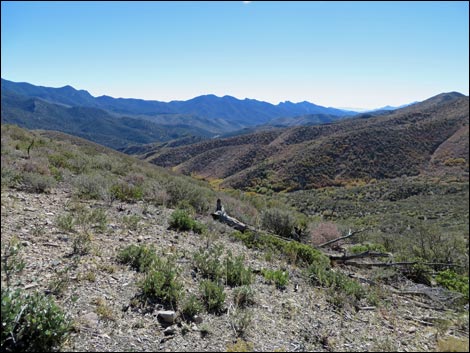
[[2, 1, 469, 110]]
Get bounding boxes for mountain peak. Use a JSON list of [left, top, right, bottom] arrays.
[[59, 85, 75, 90], [432, 91, 465, 100]]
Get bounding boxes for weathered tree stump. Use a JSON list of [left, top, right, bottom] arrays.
[[211, 199, 248, 232]]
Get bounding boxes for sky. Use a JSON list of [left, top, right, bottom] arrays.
[[1, 1, 469, 110]]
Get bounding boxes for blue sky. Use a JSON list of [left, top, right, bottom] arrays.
[[1, 1, 469, 109]]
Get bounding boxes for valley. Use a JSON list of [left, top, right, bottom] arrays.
[[1, 81, 468, 353]]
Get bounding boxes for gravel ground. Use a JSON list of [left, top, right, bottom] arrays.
[[1, 187, 468, 352]]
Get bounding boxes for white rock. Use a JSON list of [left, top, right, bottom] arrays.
[[163, 326, 176, 335], [157, 310, 177, 324], [81, 312, 99, 328]]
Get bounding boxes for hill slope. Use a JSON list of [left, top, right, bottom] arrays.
[[1, 124, 468, 352], [135, 93, 469, 191]]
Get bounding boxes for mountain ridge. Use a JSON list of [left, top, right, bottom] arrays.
[[133, 93, 469, 192], [1, 78, 357, 127]]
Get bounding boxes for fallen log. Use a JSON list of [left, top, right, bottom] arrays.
[[211, 210, 250, 232], [342, 261, 464, 269], [329, 250, 391, 262], [318, 227, 371, 248]]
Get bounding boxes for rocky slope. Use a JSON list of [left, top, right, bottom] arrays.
[[1, 124, 468, 352], [2, 187, 468, 352]]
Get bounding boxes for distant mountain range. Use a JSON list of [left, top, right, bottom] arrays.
[[1, 89, 216, 149], [2, 79, 468, 191], [129, 92, 468, 191], [1, 78, 357, 136]]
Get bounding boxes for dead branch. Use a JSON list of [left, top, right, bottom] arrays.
[[318, 227, 371, 248], [329, 250, 391, 262], [342, 261, 463, 269], [404, 316, 434, 326], [211, 200, 297, 243]]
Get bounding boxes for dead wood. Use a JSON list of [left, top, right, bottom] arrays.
[[342, 260, 463, 269], [211, 210, 249, 232], [318, 227, 371, 248], [329, 250, 391, 262]]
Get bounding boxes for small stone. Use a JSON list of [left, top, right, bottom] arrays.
[[163, 326, 176, 335], [81, 312, 99, 328], [157, 310, 177, 324], [21, 241, 31, 247], [193, 315, 203, 324], [408, 326, 417, 334]]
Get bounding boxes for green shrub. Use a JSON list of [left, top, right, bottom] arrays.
[[19, 172, 56, 193], [193, 245, 224, 280], [181, 294, 204, 319], [87, 207, 108, 233], [72, 232, 92, 256], [436, 269, 469, 301], [261, 269, 289, 289], [1, 237, 25, 288], [67, 155, 90, 174], [18, 158, 50, 176], [332, 271, 364, 300], [117, 244, 158, 273], [1, 288, 70, 352], [261, 208, 297, 238], [284, 241, 330, 267], [48, 153, 71, 169], [231, 231, 330, 269], [224, 252, 252, 287], [404, 262, 432, 286], [307, 262, 365, 304], [169, 209, 205, 234], [165, 178, 212, 214], [49, 166, 63, 181], [110, 182, 143, 202], [58, 206, 107, 234], [169, 209, 194, 231], [1, 166, 21, 189], [48, 267, 71, 298], [122, 214, 141, 231], [73, 173, 111, 200], [229, 308, 253, 337], [142, 180, 169, 205], [233, 285, 255, 308], [307, 262, 335, 287], [199, 279, 226, 314], [140, 257, 183, 309], [56, 213, 75, 233]]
